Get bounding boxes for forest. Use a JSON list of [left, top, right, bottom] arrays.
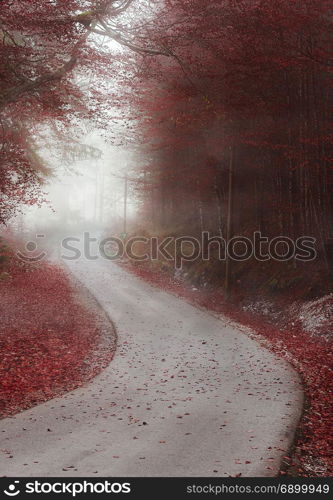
[[131, 0, 333, 297], [0, 0, 332, 479]]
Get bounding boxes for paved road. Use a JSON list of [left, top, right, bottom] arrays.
[[0, 260, 303, 477]]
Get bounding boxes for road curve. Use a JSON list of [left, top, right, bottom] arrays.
[[0, 260, 303, 477]]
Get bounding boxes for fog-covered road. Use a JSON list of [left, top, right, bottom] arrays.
[[0, 260, 303, 477]]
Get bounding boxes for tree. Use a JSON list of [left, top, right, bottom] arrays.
[[0, 0, 171, 223], [132, 0, 333, 285]]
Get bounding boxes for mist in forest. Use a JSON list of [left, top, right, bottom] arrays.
[[10, 133, 139, 252]]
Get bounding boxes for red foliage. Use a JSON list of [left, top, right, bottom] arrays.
[[0, 259, 113, 418], [132, 0, 333, 249], [0, 0, 138, 223], [120, 260, 333, 477]]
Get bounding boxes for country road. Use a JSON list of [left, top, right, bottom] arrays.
[[0, 260, 303, 477]]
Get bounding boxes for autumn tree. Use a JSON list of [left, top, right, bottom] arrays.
[[0, 0, 172, 223], [132, 0, 333, 285]]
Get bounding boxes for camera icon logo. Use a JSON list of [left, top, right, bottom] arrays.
[[4, 481, 20, 496], [16, 234, 47, 262]]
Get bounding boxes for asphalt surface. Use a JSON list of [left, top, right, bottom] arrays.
[[0, 259, 303, 477]]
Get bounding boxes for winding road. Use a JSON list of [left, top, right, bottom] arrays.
[[0, 260, 303, 477]]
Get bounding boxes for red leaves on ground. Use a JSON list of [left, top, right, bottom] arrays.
[[0, 261, 110, 418]]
